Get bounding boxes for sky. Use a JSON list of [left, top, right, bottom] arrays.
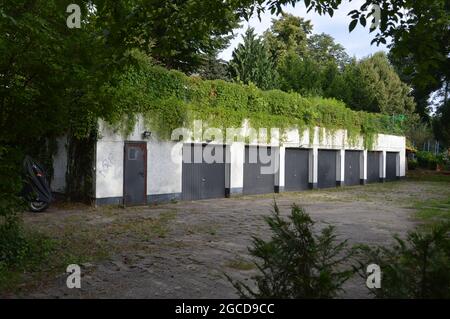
[[218, 0, 390, 61]]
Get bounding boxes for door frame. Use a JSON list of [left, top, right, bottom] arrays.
[[123, 141, 147, 206]]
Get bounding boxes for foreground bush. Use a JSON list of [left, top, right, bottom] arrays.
[[0, 147, 55, 292], [227, 203, 354, 298], [354, 223, 450, 299]]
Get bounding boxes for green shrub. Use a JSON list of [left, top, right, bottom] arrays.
[[226, 203, 354, 298], [0, 212, 55, 291], [408, 159, 418, 170], [416, 151, 441, 170], [354, 223, 450, 299]]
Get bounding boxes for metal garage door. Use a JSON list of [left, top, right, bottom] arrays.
[[243, 146, 275, 195], [285, 148, 309, 191], [367, 151, 381, 183], [345, 151, 361, 186], [386, 152, 398, 181], [182, 144, 226, 200], [318, 150, 337, 189]]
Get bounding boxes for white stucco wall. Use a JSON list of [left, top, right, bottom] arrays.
[[94, 116, 406, 201], [229, 142, 244, 191], [95, 118, 182, 200]]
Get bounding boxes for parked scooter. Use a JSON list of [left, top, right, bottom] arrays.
[[22, 156, 52, 212]]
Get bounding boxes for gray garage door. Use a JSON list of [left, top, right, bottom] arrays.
[[318, 150, 337, 189], [386, 152, 398, 181], [285, 148, 309, 191], [345, 151, 361, 186], [182, 144, 226, 200], [367, 151, 381, 183], [243, 146, 275, 195]]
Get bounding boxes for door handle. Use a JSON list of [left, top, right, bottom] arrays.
[[202, 178, 206, 182]]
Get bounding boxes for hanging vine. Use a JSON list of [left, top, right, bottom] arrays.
[[100, 50, 406, 150]]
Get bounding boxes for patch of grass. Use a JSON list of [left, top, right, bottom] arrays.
[[225, 259, 255, 271], [414, 198, 450, 224], [0, 229, 57, 294], [407, 170, 450, 183], [1, 208, 178, 295], [124, 210, 177, 239]]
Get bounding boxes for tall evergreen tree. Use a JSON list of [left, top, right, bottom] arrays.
[[229, 28, 277, 90]]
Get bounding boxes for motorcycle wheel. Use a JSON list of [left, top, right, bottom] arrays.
[[29, 201, 49, 212]]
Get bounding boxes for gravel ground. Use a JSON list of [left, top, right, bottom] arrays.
[[15, 177, 450, 299]]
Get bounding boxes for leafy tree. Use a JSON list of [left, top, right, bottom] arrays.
[[277, 51, 324, 95], [263, 13, 313, 60], [405, 120, 434, 151], [227, 203, 354, 298], [333, 53, 416, 115], [229, 28, 278, 90], [248, 0, 449, 121], [262, 14, 349, 97], [116, 0, 247, 72], [307, 33, 351, 69], [433, 81, 450, 147]]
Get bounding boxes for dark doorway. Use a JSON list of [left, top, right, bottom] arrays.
[[285, 148, 309, 191], [318, 150, 337, 189], [124, 142, 147, 206], [367, 151, 381, 183], [243, 146, 275, 195], [182, 144, 226, 200], [345, 151, 361, 186], [386, 152, 398, 181]]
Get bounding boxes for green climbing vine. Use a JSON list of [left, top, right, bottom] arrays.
[[101, 50, 406, 149]]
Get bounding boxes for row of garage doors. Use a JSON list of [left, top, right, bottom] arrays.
[[181, 144, 398, 201]]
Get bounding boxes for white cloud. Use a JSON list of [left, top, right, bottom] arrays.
[[219, 0, 389, 61]]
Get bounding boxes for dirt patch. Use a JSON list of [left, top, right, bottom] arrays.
[[10, 176, 450, 298]]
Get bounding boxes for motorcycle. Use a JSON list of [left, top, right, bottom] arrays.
[[22, 156, 52, 212]]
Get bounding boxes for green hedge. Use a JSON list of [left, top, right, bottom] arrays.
[[101, 50, 406, 149]]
